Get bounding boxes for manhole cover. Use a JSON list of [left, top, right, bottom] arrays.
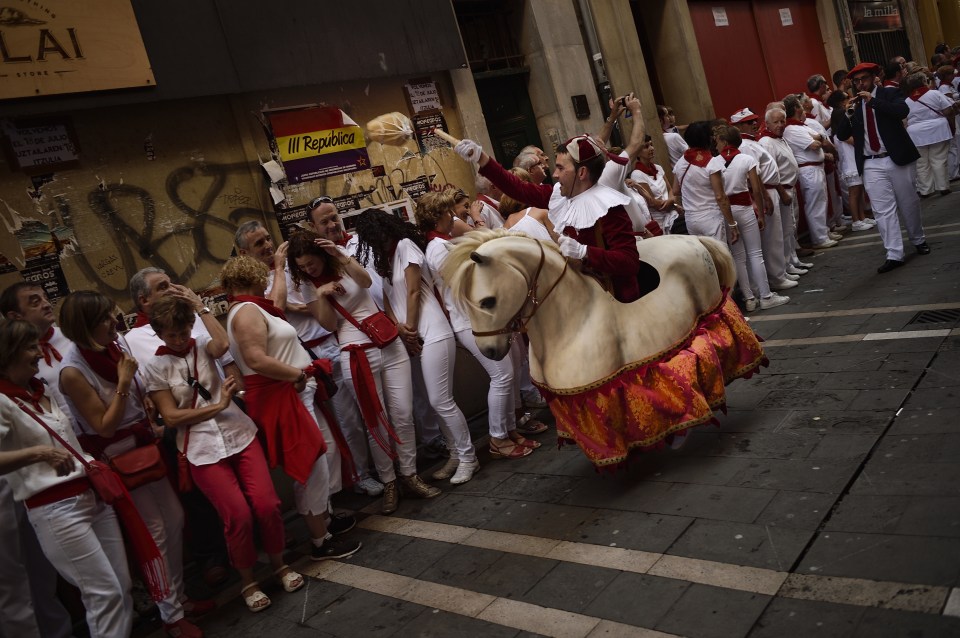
[[907, 308, 960, 326]]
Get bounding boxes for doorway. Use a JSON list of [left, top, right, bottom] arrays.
[[474, 71, 543, 169]]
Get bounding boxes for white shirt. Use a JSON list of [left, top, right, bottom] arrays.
[[630, 164, 669, 200], [599, 151, 648, 232], [509, 208, 554, 243], [674, 153, 726, 214], [759, 135, 799, 185], [266, 267, 332, 345], [318, 272, 384, 348], [424, 238, 471, 333], [142, 334, 257, 465], [663, 132, 689, 168], [383, 238, 452, 347], [227, 303, 312, 375], [861, 88, 888, 155], [809, 98, 832, 130], [125, 317, 234, 370], [739, 138, 779, 185], [906, 90, 954, 147], [478, 200, 505, 229], [344, 235, 384, 308], [0, 394, 90, 501], [720, 153, 758, 203], [783, 122, 825, 164], [833, 135, 859, 178], [38, 325, 73, 412]]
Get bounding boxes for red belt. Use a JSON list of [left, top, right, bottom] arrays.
[[797, 161, 823, 167], [25, 476, 91, 509], [763, 183, 780, 190], [728, 191, 753, 206], [782, 183, 794, 190], [302, 334, 333, 349]]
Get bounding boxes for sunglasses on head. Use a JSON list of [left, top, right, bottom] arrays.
[[309, 196, 334, 209]]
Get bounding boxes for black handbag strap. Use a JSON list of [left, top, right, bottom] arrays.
[[12, 398, 92, 470]]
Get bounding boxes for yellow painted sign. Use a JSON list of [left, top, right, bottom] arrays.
[[0, 0, 155, 100], [276, 126, 367, 162]]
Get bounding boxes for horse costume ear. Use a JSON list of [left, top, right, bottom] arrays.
[[470, 251, 486, 264]]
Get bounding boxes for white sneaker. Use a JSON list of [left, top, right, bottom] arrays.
[[354, 476, 385, 496], [450, 460, 479, 485], [851, 220, 872, 231], [759, 293, 790, 310], [828, 232, 843, 241], [841, 215, 853, 224], [784, 273, 800, 281], [810, 239, 838, 249], [863, 217, 877, 227], [744, 297, 759, 312], [793, 260, 814, 268], [430, 457, 459, 481], [770, 278, 798, 291], [786, 265, 808, 275]]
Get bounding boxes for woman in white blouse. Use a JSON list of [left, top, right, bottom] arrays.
[[904, 72, 957, 197], [352, 210, 480, 484], [143, 295, 301, 613], [0, 319, 133, 638]]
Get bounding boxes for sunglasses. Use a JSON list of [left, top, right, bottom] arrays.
[[309, 196, 334, 209]]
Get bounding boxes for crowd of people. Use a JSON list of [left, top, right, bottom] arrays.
[[1, 46, 957, 638]]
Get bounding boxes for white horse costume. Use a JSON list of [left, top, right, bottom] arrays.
[[442, 230, 766, 468]]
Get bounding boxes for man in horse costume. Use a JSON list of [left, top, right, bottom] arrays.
[[447, 144, 767, 470]]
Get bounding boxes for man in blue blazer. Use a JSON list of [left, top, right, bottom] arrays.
[[834, 62, 930, 273]]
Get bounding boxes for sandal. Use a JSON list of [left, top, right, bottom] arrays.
[[515, 415, 548, 436], [240, 583, 271, 613], [489, 439, 533, 459], [274, 565, 305, 593], [509, 431, 541, 449]]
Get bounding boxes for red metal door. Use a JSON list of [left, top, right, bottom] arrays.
[[688, 1, 832, 121]]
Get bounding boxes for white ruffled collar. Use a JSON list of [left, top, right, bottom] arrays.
[[548, 183, 631, 233]]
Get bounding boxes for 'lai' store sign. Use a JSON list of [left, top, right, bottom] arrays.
[[0, 0, 155, 100]]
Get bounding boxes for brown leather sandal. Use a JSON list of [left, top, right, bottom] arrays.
[[489, 438, 533, 459], [509, 431, 541, 449]]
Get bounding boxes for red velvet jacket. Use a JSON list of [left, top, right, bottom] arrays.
[[564, 206, 641, 303]]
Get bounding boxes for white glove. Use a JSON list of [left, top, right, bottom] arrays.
[[454, 139, 483, 163], [558, 235, 587, 260]]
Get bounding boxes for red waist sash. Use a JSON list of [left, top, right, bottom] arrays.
[[342, 344, 402, 458], [25, 476, 92, 509], [243, 374, 326, 484], [728, 191, 753, 206]]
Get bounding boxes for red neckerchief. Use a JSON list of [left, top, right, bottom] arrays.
[[334, 232, 352, 248], [719, 146, 740, 163], [805, 92, 821, 103], [307, 272, 341, 287], [132, 311, 150, 328], [426, 230, 452, 242], [740, 133, 757, 141], [39, 326, 62, 366], [785, 118, 806, 128], [78, 342, 123, 384], [910, 86, 930, 101], [477, 194, 499, 211], [155, 338, 195, 358], [804, 111, 814, 119], [227, 295, 287, 321], [682, 148, 712, 168], [633, 161, 658, 178], [883, 80, 899, 87], [757, 124, 780, 139], [0, 377, 45, 411]]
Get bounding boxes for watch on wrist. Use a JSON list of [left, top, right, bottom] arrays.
[[198, 307, 211, 315]]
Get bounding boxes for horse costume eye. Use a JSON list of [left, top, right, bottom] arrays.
[[480, 297, 496, 309]]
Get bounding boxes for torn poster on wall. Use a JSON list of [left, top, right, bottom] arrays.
[[413, 112, 450, 154], [14, 220, 73, 301], [267, 107, 370, 184], [1, 117, 80, 175]]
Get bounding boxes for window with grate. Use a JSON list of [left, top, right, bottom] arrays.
[[454, 0, 525, 74], [855, 30, 911, 65]]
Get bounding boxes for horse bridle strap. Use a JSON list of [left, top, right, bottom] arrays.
[[472, 240, 568, 337]]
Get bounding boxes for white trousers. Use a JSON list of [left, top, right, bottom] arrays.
[[341, 339, 418, 482], [826, 169, 844, 228], [759, 189, 786, 282], [684, 206, 726, 242], [916, 140, 951, 195], [797, 166, 830, 245], [411, 337, 477, 463], [295, 381, 339, 515], [317, 340, 372, 482], [950, 128, 960, 180], [457, 329, 514, 439], [863, 156, 925, 261], [728, 204, 771, 300], [0, 480, 72, 638], [28, 492, 132, 638], [129, 477, 186, 623], [779, 185, 800, 264]]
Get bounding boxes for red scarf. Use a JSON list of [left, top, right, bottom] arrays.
[[740, 132, 757, 141], [883, 80, 899, 88], [757, 124, 780, 140], [132, 311, 150, 328], [426, 230, 452, 242], [155, 339, 195, 358], [227, 295, 287, 321], [334, 232, 352, 248], [0, 377, 45, 411], [242, 374, 326, 484], [805, 91, 821, 103], [633, 161, 658, 178], [910, 86, 930, 101], [39, 326, 62, 366], [719, 146, 740, 163], [785, 118, 806, 128], [477, 194, 499, 211], [78, 342, 124, 384], [682, 148, 712, 168]]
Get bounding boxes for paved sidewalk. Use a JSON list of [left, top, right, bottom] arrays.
[[145, 189, 960, 638]]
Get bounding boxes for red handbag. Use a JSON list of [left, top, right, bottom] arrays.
[[329, 299, 399, 348], [108, 442, 168, 490]]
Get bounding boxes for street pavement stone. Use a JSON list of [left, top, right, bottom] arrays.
[[654, 583, 770, 638], [752, 490, 839, 531], [303, 589, 425, 636], [666, 518, 810, 571], [581, 572, 690, 628], [748, 598, 866, 638], [518, 562, 620, 614]]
